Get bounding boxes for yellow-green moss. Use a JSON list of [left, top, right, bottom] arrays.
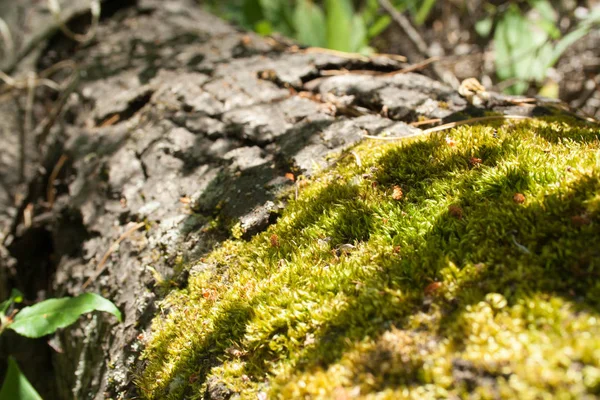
[[138, 117, 600, 399]]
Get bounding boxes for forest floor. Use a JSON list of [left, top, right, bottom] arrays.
[[373, 0, 600, 121]]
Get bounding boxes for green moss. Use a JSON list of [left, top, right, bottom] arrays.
[[138, 117, 600, 399]]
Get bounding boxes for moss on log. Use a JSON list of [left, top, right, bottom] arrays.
[[1, 1, 598, 399]]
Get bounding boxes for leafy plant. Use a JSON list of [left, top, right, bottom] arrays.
[[293, 0, 326, 48], [204, 0, 392, 54], [390, 0, 437, 26], [0, 358, 41, 400], [486, 1, 599, 94], [0, 289, 121, 400]]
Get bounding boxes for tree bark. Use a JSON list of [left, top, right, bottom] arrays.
[[0, 0, 577, 398]]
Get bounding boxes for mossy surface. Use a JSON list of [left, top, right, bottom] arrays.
[[138, 117, 600, 399]]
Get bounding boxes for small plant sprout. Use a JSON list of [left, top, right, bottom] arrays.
[[0, 290, 121, 400]]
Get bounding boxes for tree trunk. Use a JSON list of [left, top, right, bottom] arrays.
[[0, 0, 577, 398]]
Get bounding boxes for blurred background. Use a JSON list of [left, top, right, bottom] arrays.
[[200, 0, 600, 118]]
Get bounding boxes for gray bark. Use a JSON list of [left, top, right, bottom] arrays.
[[0, 0, 573, 398]]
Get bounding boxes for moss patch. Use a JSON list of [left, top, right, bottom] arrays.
[[138, 117, 600, 399]]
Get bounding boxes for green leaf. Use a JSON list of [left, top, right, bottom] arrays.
[[546, 6, 600, 67], [325, 0, 354, 51], [415, 0, 436, 25], [529, 0, 560, 39], [535, 18, 560, 39], [391, 0, 408, 13], [361, 0, 381, 26], [254, 20, 273, 36], [538, 80, 559, 98], [0, 357, 42, 400], [0, 289, 23, 315], [531, 42, 554, 81], [583, 6, 600, 26], [529, 0, 556, 23], [9, 293, 122, 338], [494, 5, 553, 94], [349, 14, 368, 53], [548, 26, 592, 68], [494, 6, 520, 81], [475, 17, 493, 38], [294, 0, 327, 47], [367, 15, 391, 39], [259, 0, 295, 36], [241, 0, 265, 28]]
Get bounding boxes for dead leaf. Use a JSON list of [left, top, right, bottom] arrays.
[[513, 193, 525, 204], [424, 281, 442, 296], [448, 205, 463, 219], [572, 214, 591, 227], [458, 77, 489, 106], [392, 185, 403, 200], [99, 114, 120, 127], [270, 234, 280, 247], [469, 157, 482, 166]]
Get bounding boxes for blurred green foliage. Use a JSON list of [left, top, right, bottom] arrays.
[[481, 0, 600, 94], [204, 0, 599, 95], [203, 0, 395, 53], [203, 0, 440, 54]]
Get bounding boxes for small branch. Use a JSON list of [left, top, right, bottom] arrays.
[[378, 0, 458, 88], [0, 17, 15, 63], [418, 115, 531, 135], [34, 62, 79, 150], [20, 73, 36, 183], [384, 56, 440, 76], [363, 115, 532, 141], [46, 154, 68, 208], [47, 0, 101, 44], [290, 44, 408, 63], [410, 118, 442, 127], [1, 60, 75, 94], [373, 52, 408, 62], [298, 46, 371, 62], [2, 1, 100, 73], [378, 0, 430, 57]]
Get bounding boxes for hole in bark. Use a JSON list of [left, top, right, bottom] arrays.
[[98, 90, 153, 126], [100, 0, 140, 20]]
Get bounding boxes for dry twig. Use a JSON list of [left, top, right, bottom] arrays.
[[410, 118, 442, 127], [296, 46, 407, 63], [378, 0, 458, 88], [48, 0, 101, 43], [385, 56, 440, 76], [46, 154, 68, 207], [363, 115, 532, 141], [0, 17, 14, 62], [19, 73, 36, 183]]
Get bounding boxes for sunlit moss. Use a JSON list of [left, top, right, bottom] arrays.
[[137, 116, 600, 399]]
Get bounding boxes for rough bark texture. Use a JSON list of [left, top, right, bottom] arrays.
[[0, 1, 578, 399]]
